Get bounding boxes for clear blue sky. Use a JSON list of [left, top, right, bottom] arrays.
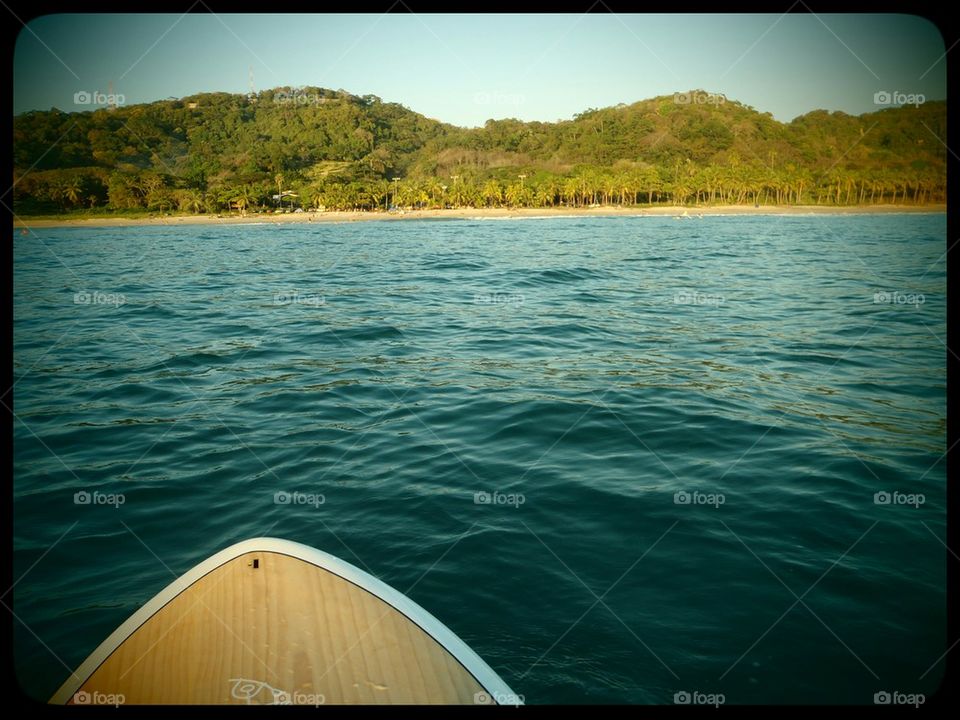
[[14, 13, 946, 126]]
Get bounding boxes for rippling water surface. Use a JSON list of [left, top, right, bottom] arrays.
[[13, 214, 946, 703]]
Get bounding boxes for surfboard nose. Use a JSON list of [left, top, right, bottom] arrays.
[[51, 538, 521, 705]]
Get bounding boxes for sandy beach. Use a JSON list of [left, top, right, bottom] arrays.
[[15, 203, 945, 230]]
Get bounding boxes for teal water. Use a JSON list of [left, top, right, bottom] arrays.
[[13, 214, 946, 704]]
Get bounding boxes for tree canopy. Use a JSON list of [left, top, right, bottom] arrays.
[[13, 87, 946, 215]]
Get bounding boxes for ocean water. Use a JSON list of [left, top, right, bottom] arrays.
[[12, 214, 946, 704]]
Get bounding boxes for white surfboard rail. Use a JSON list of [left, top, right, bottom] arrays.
[[50, 537, 522, 705]]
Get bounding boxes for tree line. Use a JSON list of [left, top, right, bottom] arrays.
[[12, 87, 945, 215]]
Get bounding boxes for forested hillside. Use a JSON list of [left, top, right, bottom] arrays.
[[13, 87, 945, 214]]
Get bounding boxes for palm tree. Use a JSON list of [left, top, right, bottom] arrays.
[[532, 185, 551, 208], [186, 189, 204, 214], [231, 185, 255, 216], [504, 182, 521, 208], [422, 178, 442, 208], [47, 180, 67, 211], [64, 177, 82, 208], [599, 173, 613, 205], [416, 186, 430, 210], [366, 181, 387, 211], [482, 179, 503, 208], [639, 166, 662, 205], [343, 184, 361, 211], [616, 172, 633, 206], [505, 181, 532, 208], [583, 168, 603, 205], [393, 181, 411, 209], [450, 179, 469, 208], [322, 184, 344, 211], [793, 167, 812, 205], [309, 186, 326, 211], [274, 173, 284, 210], [540, 177, 560, 207], [562, 177, 580, 207]]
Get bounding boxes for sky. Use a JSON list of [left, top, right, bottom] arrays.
[[13, 13, 946, 126]]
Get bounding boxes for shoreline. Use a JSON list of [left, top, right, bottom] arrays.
[[16, 203, 945, 229]]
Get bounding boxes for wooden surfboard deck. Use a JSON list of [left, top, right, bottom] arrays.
[[50, 538, 520, 705]]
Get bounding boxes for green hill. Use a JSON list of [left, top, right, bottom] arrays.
[[13, 87, 945, 214]]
